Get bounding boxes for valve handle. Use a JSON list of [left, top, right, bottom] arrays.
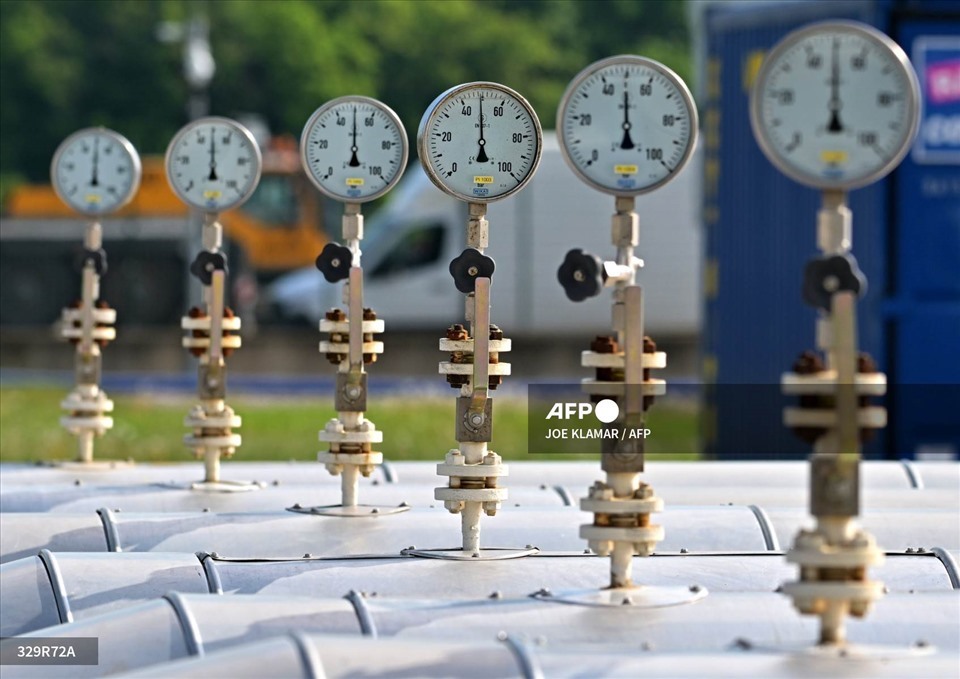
[[802, 254, 866, 311], [449, 247, 495, 293], [75, 248, 108, 276], [189, 250, 229, 286], [558, 248, 603, 302], [315, 242, 353, 283]]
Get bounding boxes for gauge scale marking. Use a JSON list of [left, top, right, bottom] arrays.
[[418, 82, 542, 203], [165, 117, 262, 212], [558, 55, 698, 196], [51, 128, 142, 216], [301, 96, 408, 203], [751, 21, 920, 190]]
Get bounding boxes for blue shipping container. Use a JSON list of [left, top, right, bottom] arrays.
[[701, 0, 960, 460]]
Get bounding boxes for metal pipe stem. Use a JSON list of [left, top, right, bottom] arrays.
[[203, 449, 220, 483], [461, 502, 482, 554], [341, 464, 360, 508]]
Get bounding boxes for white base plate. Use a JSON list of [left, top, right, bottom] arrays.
[[41, 459, 135, 471], [155, 479, 266, 493], [742, 641, 936, 659], [286, 504, 411, 517], [402, 546, 539, 561], [533, 585, 708, 608]]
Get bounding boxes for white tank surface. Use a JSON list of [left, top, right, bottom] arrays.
[[0, 481, 567, 513], [6, 591, 958, 678], [0, 461, 395, 489], [1, 505, 772, 563], [3, 504, 959, 563], [0, 551, 210, 637], [2, 550, 954, 638], [111, 630, 960, 679], [383, 460, 922, 488], [764, 509, 960, 552]]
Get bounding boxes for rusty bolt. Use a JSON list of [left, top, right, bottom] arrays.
[[325, 308, 346, 322], [793, 350, 824, 375], [643, 336, 657, 353], [791, 350, 827, 444], [187, 306, 207, 357], [446, 324, 469, 341], [489, 324, 503, 341], [590, 335, 618, 354], [363, 308, 377, 321]]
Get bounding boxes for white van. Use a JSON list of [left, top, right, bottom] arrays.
[[264, 133, 701, 339]]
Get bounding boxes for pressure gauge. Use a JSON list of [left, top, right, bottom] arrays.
[[417, 82, 542, 203], [750, 21, 920, 190], [164, 116, 262, 212], [300, 96, 408, 203], [51, 128, 141, 216], [557, 55, 698, 196]]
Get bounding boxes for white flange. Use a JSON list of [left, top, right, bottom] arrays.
[[783, 406, 887, 429], [318, 340, 384, 355], [781, 370, 887, 395], [581, 378, 667, 397], [439, 338, 512, 352], [581, 350, 667, 369], [319, 318, 385, 334], [439, 362, 512, 376]]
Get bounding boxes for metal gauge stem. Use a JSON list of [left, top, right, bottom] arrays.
[[51, 128, 142, 216], [750, 21, 920, 190], [557, 55, 699, 196], [301, 96, 408, 203], [417, 82, 543, 203], [164, 116, 262, 212]]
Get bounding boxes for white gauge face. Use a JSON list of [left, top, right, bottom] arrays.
[[301, 96, 408, 203], [417, 82, 543, 203], [751, 21, 920, 190], [51, 128, 141, 215], [164, 117, 263, 212], [558, 56, 699, 196]]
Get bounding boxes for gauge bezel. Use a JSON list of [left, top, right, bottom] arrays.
[[300, 95, 409, 204], [417, 81, 543, 203], [556, 55, 699, 197], [50, 127, 143, 216], [164, 116, 263, 212], [749, 20, 921, 191]]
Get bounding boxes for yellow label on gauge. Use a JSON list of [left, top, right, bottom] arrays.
[[85, 195, 101, 203], [820, 150, 848, 165], [474, 176, 494, 184], [614, 165, 638, 175], [203, 190, 222, 199], [346, 178, 365, 187]]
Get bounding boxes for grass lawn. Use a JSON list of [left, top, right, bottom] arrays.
[[0, 387, 699, 463]]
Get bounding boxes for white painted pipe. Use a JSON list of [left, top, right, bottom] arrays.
[[461, 502, 482, 555], [204, 450, 220, 484], [77, 431, 94, 464], [341, 465, 359, 508]]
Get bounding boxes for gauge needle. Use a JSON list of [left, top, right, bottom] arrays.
[[620, 89, 635, 150], [827, 39, 844, 134], [208, 127, 218, 181], [476, 95, 489, 163], [90, 137, 100, 187], [349, 106, 361, 167]]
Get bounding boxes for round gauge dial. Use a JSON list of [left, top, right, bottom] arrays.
[[164, 116, 262, 212], [51, 128, 142, 216], [557, 55, 699, 196], [301, 96, 408, 203], [750, 21, 920, 190], [417, 82, 543, 203]]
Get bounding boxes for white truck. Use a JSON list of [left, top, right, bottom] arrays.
[[263, 133, 701, 339]]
